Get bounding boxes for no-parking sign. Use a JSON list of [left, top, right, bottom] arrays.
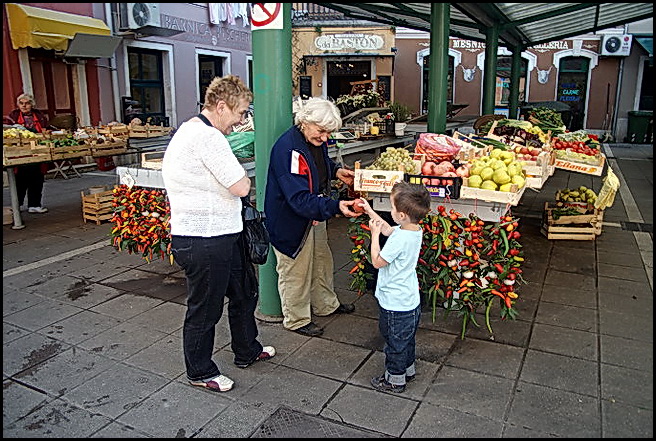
[[251, 3, 283, 30]]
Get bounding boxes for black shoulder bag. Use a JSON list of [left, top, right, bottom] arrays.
[[241, 197, 270, 265], [196, 112, 270, 264]]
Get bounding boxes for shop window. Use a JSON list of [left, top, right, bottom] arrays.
[[495, 56, 527, 116], [198, 55, 225, 107], [421, 55, 454, 114], [557, 57, 589, 131], [128, 47, 165, 123], [27, 48, 76, 122], [377, 76, 391, 102]]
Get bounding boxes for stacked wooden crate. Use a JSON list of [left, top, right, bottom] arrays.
[[81, 186, 115, 225]]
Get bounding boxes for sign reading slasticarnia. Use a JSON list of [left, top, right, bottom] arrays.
[[315, 33, 384, 51]]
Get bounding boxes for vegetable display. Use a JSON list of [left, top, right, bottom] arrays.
[[110, 185, 172, 263], [347, 207, 525, 338]]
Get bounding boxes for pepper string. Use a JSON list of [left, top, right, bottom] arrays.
[[347, 203, 526, 338], [110, 185, 173, 264]]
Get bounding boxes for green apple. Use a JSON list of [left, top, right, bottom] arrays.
[[468, 175, 483, 188], [480, 180, 498, 191]]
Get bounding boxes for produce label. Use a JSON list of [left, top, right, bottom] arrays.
[[554, 157, 605, 176]]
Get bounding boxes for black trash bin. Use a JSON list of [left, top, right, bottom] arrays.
[[625, 110, 653, 143]]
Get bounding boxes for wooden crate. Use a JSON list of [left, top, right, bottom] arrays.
[[97, 124, 130, 137], [460, 177, 525, 205], [129, 124, 173, 138], [81, 186, 115, 225], [50, 144, 91, 160], [87, 139, 128, 157], [3, 141, 52, 166], [353, 161, 406, 193], [541, 202, 603, 240], [141, 151, 165, 170]]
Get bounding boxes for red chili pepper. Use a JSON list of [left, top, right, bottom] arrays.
[[360, 223, 370, 231], [349, 264, 360, 274], [505, 296, 513, 309], [491, 289, 505, 299], [494, 263, 505, 273], [509, 248, 520, 256]]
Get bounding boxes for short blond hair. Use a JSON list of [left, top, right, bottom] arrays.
[[203, 75, 253, 111], [294, 97, 342, 132], [17, 93, 35, 106]]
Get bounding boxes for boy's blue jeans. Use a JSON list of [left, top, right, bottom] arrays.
[[378, 303, 421, 386]]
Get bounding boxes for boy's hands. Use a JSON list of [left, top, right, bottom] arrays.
[[369, 217, 383, 235]]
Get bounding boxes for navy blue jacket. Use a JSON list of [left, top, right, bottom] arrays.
[[264, 125, 341, 258]]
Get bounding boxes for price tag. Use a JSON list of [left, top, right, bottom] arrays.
[[120, 171, 135, 189]]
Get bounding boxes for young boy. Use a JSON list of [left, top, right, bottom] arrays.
[[357, 181, 431, 393]]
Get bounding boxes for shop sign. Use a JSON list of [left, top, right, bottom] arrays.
[[529, 41, 570, 53], [162, 14, 250, 50], [558, 83, 582, 102], [315, 33, 384, 51]]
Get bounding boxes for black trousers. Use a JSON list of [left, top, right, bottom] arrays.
[[15, 164, 45, 208], [171, 233, 263, 382]]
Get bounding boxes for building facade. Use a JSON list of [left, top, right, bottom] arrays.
[[3, 3, 253, 129]]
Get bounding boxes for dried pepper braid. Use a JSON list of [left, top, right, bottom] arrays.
[[347, 216, 372, 295], [110, 185, 173, 263], [347, 203, 527, 338]]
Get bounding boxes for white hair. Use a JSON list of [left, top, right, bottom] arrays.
[[293, 97, 342, 132]]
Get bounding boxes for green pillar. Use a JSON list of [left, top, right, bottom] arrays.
[[482, 25, 499, 115], [508, 46, 522, 119], [427, 3, 449, 134], [251, 4, 292, 321]]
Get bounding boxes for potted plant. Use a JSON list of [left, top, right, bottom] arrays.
[[388, 101, 411, 135]]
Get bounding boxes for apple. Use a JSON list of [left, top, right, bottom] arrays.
[[352, 198, 366, 213], [421, 161, 436, 176]]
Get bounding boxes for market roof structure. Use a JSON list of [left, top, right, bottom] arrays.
[[317, 3, 653, 48]]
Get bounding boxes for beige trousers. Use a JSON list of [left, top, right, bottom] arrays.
[[273, 221, 340, 330]]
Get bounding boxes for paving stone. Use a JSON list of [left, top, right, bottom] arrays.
[[529, 323, 597, 361], [404, 402, 503, 438], [520, 349, 598, 397]]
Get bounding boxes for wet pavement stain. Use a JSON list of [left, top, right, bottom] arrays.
[[19, 341, 63, 376], [66, 279, 92, 301]]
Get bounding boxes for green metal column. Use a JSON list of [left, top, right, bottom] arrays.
[[508, 46, 522, 119], [482, 25, 499, 115], [252, 4, 292, 320], [427, 3, 449, 134]]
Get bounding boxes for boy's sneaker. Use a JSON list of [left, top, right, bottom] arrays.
[[371, 374, 406, 393], [189, 374, 234, 392], [235, 346, 276, 368], [28, 206, 48, 214]]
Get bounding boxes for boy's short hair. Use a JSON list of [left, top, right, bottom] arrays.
[[391, 181, 431, 223]]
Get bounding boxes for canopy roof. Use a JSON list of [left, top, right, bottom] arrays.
[[317, 3, 653, 48], [5, 3, 110, 52]]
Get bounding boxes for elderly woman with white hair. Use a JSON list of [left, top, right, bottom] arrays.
[[264, 97, 360, 337]]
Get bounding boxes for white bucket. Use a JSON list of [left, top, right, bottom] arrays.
[[3, 206, 13, 225], [394, 122, 407, 136]]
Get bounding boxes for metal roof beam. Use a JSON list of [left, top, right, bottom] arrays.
[[526, 11, 655, 47], [500, 3, 602, 30]]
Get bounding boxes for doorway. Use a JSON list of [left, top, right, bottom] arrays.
[[557, 57, 590, 131], [198, 55, 225, 108], [326, 60, 371, 101]]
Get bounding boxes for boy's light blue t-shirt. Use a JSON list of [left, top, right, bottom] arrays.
[[375, 226, 423, 311]]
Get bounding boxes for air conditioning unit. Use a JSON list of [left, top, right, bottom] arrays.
[[123, 3, 161, 29], [600, 34, 633, 56]]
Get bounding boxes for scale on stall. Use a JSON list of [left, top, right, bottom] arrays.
[[331, 129, 357, 141]]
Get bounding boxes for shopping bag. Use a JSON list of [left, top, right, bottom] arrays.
[[241, 197, 270, 264]]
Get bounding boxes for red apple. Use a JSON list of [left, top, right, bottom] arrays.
[[352, 198, 366, 213]]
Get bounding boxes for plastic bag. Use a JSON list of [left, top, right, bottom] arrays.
[[227, 131, 255, 158], [241, 197, 270, 264]]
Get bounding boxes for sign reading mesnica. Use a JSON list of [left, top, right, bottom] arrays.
[[315, 33, 384, 51]]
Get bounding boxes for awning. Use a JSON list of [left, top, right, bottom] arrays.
[[5, 3, 111, 52], [635, 37, 653, 57]]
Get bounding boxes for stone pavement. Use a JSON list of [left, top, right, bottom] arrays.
[[3, 143, 653, 438]]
